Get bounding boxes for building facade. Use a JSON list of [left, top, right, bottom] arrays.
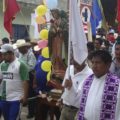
[[0, 0, 68, 40]]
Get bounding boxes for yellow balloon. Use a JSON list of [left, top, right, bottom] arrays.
[[39, 29, 49, 40], [41, 60, 52, 72], [41, 47, 49, 58], [47, 71, 51, 81], [36, 5, 47, 16]]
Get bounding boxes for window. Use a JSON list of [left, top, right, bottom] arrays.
[[13, 24, 29, 41]]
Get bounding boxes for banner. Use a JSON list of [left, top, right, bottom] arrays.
[[69, 0, 88, 65], [4, 0, 20, 37]]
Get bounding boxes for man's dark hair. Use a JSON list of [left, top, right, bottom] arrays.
[[2, 37, 9, 44], [104, 40, 110, 47], [90, 50, 112, 64], [87, 42, 94, 51], [97, 28, 106, 36], [95, 38, 103, 45]]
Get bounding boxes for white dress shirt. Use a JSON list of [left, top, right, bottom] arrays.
[[83, 74, 120, 120], [61, 64, 93, 108]]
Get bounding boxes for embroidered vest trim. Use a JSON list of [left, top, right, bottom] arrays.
[[78, 73, 120, 120]]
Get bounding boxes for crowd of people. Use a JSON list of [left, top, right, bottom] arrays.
[[0, 26, 120, 120], [59, 27, 120, 120]]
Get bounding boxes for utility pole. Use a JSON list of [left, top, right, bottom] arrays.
[[67, 0, 69, 10]]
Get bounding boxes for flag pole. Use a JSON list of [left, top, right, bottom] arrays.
[[67, 0, 72, 79], [87, 22, 93, 42], [3, 0, 5, 12], [67, 0, 69, 10]]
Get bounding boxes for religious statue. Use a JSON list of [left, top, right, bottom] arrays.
[[48, 9, 68, 81]]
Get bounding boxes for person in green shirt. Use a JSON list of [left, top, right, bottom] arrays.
[[0, 44, 29, 120]]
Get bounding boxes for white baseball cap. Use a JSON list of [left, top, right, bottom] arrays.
[[0, 44, 14, 53]]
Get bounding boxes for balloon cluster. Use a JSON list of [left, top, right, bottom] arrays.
[[35, 0, 58, 25], [40, 42, 51, 81], [35, 40, 51, 81], [34, 0, 58, 81]]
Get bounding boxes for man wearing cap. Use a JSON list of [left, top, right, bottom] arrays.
[[106, 29, 115, 44], [16, 39, 36, 118], [0, 44, 29, 120], [110, 36, 120, 78]]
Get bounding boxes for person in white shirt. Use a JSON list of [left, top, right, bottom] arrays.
[[59, 60, 93, 120], [78, 50, 120, 120], [0, 44, 29, 120], [16, 39, 36, 118]]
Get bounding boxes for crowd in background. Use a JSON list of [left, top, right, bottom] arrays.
[[0, 25, 120, 120]]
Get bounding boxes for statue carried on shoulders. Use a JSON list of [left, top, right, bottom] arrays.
[[48, 9, 68, 81]]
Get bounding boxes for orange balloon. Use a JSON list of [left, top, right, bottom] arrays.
[[36, 16, 46, 24]]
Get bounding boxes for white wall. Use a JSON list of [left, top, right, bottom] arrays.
[[0, 3, 35, 40], [0, 0, 68, 40], [0, 4, 9, 39]]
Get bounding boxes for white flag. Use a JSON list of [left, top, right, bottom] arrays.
[[69, 0, 88, 65]]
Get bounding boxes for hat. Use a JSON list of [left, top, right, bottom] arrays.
[[33, 45, 41, 51], [109, 29, 115, 34], [16, 39, 31, 48], [30, 39, 37, 45], [0, 44, 14, 53], [12, 43, 17, 49]]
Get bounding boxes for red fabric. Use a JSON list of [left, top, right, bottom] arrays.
[[106, 34, 115, 43], [117, 0, 120, 33], [4, 0, 20, 37]]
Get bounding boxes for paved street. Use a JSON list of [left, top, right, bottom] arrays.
[[20, 107, 53, 120], [20, 107, 34, 120], [1, 106, 55, 120], [1, 107, 34, 120]]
